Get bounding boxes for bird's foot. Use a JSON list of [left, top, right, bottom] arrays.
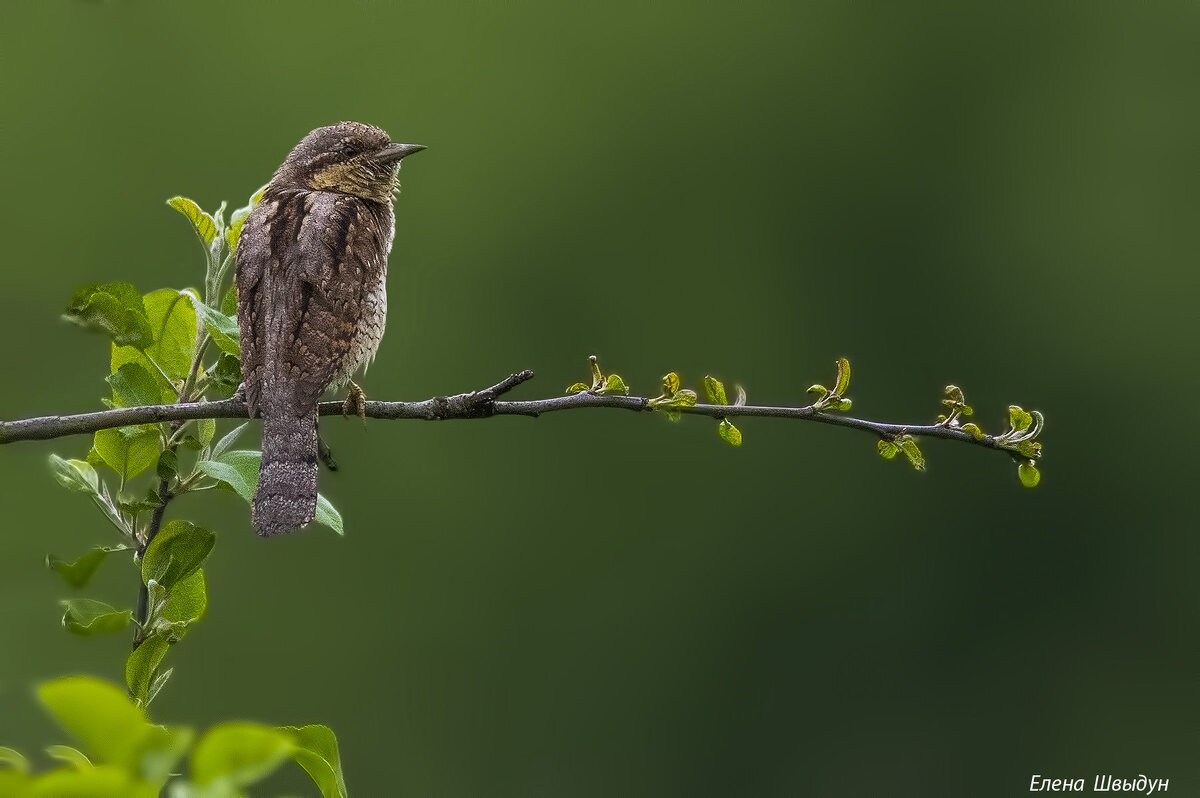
[[342, 381, 368, 429]]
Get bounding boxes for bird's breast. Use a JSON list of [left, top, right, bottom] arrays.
[[337, 200, 394, 383]]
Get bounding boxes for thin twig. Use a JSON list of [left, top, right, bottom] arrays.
[[0, 369, 1010, 454]]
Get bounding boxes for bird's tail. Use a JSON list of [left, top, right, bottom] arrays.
[[252, 403, 318, 536]]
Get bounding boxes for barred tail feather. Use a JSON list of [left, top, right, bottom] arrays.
[[252, 405, 318, 536]]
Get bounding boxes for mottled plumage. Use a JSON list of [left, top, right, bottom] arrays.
[[236, 122, 424, 536]]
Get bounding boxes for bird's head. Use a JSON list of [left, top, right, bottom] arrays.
[[271, 121, 425, 202]]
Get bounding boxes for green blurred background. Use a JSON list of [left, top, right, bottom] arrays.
[[2, 2, 1197, 795]]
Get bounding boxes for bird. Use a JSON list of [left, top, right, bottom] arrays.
[[235, 121, 424, 536]]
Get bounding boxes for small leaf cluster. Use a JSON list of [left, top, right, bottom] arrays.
[[996, 405, 1045, 488], [874, 384, 1046, 486], [565, 355, 629, 395], [936, 384, 974, 427], [0, 676, 346, 797], [647, 371, 698, 419], [932, 385, 1044, 487], [807, 357, 853, 412], [48, 425, 220, 710], [877, 435, 926, 471], [567, 356, 748, 447], [702, 375, 746, 446]]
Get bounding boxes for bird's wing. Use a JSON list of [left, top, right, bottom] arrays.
[[234, 199, 274, 418], [273, 192, 368, 409]]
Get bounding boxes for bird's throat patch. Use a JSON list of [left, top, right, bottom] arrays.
[[310, 162, 359, 192]]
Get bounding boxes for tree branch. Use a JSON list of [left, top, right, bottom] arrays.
[[0, 368, 1020, 456]]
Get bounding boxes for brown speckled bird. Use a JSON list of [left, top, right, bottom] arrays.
[[236, 122, 424, 536]]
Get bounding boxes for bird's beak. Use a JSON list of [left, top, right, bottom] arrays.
[[374, 143, 427, 163]]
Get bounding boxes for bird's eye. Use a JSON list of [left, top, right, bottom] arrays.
[[339, 141, 361, 158]]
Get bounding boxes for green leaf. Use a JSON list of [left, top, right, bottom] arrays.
[[831, 397, 852, 412], [64, 283, 153, 349], [1018, 461, 1041, 488], [191, 298, 241, 355], [37, 676, 189, 790], [718, 419, 742, 446], [167, 196, 219, 248], [196, 417, 217, 448], [599, 373, 628, 394], [315, 494, 344, 536], [652, 384, 698, 409], [897, 436, 926, 471], [662, 372, 681, 396], [0, 746, 30, 774], [111, 345, 177, 403], [833, 357, 851, 396], [807, 384, 829, 398], [278, 725, 348, 798], [126, 635, 171, 706], [209, 422, 248, 460], [106, 363, 163, 408], [703, 375, 728, 405], [61, 599, 132, 636], [195, 451, 259, 502], [39, 675, 143, 746], [162, 568, 208, 626], [142, 520, 215, 590], [45, 744, 92, 769], [0, 772, 28, 797], [1008, 405, 1032, 433], [93, 425, 160, 479], [142, 289, 198, 381], [49, 455, 100, 495], [194, 460, 250, 498], [47, 546, 128, 589], [1016, 440, 1042, 459], [961, 423, 986, 440], [877, 440, 899, 459], [31, 765, 150, 798], [156, 449, 178, 482], [190, 723, 296, 788], [565, 382, 589, 394]]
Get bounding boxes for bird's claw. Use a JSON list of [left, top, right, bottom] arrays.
[[342, 381, 368, 429]]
